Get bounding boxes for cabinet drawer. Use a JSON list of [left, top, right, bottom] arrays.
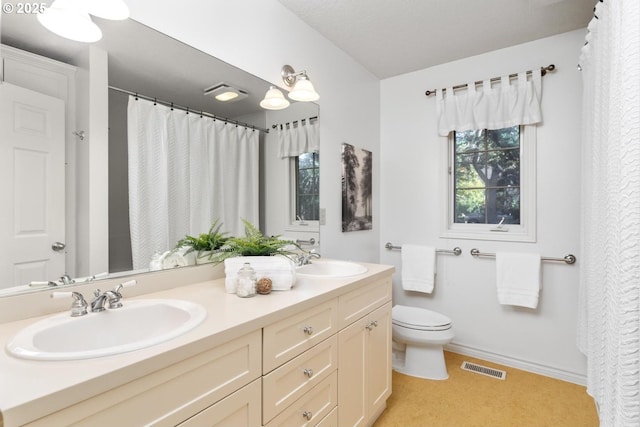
[[315, 407, 338, 427], [263, 299, 338, 373], [263, 335, 338, 423], [265, 371, 338, 427], [338, 276, 391, 329], [26, 330, 262, 427], [177, 378, 261, 427]]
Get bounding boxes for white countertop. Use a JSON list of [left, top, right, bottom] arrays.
[[0, 261, 393, 426]]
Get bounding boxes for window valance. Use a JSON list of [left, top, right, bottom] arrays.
[[436, 69, 542, 136], [278, 119, 319, 158]]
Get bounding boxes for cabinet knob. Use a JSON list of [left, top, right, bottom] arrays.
[[303, 410, 313, 421], [303, 368, 314, 378], [303, 325, 314, 335], [365, 320, 378, 331]]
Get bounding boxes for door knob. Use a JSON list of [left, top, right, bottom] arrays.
[[51, 242, 66, 252]]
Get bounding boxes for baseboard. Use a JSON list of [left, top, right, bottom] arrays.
[[445, 343, 587, 386]]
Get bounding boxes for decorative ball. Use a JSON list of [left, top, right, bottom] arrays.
[[256, 277, 273, 294]]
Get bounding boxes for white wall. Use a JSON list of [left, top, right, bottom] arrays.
[[380, 29, 587, 383], [74, 46, 109, 277], [128, 0, 381, 263]]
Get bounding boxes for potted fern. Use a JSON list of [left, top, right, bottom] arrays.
[[218, 219, 299, 292], [174, 219, 229, 264]]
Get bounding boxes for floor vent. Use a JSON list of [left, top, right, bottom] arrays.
[[461, 361, 507, 380]]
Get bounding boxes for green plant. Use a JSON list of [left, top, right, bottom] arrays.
[[215, 219, 299, 261], [174, 219, 229, 257]]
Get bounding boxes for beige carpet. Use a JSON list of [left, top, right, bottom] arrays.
[[373, 351, 599, 427]]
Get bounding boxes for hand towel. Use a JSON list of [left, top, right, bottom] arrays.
[[160, 251, 188, 269], [401, 244, 436, 293], [496, 252, 541, 308]]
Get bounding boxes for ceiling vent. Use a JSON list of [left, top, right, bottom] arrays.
[[204, 83, 248, 102]]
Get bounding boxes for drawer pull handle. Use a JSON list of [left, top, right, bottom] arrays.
[[303, 326, 314, 335], [303, 410, 313, 421], [303, 368, 314, 378], [365, 320, 379, 331]]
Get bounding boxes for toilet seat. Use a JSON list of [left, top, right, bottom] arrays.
[[392, 305, 452, 331]]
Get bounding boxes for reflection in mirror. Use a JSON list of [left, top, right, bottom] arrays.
[[0, 16, 319, 296]]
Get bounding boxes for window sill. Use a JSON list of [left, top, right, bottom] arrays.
[[441, 225, 536, 243], [284, 222, 320, 233]]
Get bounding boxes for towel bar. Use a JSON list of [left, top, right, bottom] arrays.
[[296, 238, 316, 245], [384, 242, 462, 256], [470, 248, 576, 265]]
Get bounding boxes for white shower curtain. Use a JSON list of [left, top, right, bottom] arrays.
[[127, 97, 259, 270], [578, 1, 640, 425]]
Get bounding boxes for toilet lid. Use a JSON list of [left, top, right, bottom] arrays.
[[392, 305, 452, 331]]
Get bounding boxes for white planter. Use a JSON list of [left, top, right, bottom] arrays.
[[224, 255, 296, 293]]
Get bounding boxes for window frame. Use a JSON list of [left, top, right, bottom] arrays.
[[440, 125, 537, 242], [285, 153, 320, 232]]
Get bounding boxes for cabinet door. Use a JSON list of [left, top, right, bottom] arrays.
[[337, 302, 392, 427], [177, 378, 261, 427], [337, 316, 368, 427], [366, 302, 392, 418]]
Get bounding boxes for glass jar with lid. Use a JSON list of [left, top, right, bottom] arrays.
[[236, 262, 257, 298]]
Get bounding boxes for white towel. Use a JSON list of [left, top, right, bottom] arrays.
[[496, 252, 541, 308], [401, 244, 436, 294]]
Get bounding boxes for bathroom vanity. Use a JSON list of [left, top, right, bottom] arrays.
[[0, 261, 393, 427]]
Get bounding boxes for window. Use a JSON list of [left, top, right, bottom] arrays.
[[443, 125, 536, 242], [292, 152, 319, 222]]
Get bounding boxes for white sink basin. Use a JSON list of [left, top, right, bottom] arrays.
[[296, 260, 368, 278], [6, 299, 206, 361]]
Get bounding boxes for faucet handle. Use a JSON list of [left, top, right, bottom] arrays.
[[51, 291, 88, 317], [114, 279, 137, 293]]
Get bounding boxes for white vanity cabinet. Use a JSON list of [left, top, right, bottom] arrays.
[[262, 275, 392, 427], [24, 330, 262, 427], [1, 265, 394, 427], [337, 277, 393, 427]]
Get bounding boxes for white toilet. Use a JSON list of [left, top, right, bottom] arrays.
[[391, 305, 454, 380]]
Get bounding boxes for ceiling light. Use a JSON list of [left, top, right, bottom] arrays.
[[260, 86, 290, 110], [204, 83, 248, 103], [281, 64, 320, 102], [37, 0, 102, 43], [85, 0, 130, 20]]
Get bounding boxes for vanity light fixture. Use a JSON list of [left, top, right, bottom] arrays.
[[37, 0, 130, 43], [37, 0, 103, 43], [204, 83, 248, 103], [281, 65, 320, 102], [259, 86, 290, 110]]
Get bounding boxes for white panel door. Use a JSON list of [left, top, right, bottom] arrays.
[[0, 82, 66, 289]]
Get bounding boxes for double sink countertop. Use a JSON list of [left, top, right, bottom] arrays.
[[0, 260, 393, 427]]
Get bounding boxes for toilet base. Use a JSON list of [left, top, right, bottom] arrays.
[[392, 342, 449, 380]]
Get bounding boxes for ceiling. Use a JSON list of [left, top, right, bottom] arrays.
[[277, 0, 596, 79]]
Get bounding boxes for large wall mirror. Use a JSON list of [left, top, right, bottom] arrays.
[[0, 14, 319, 296]]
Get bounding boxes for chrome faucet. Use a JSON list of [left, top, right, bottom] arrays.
[[90, 280, 137, 312], [90, 289, 122, 312], [297, 250, 321, 266], [59, 274, 72, 286]]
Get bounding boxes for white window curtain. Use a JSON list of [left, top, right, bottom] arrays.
[[127, 97, 259, 269], [436, 69, 542, 136], [277, 118, 319, 158], [578, 1, 640, 425]]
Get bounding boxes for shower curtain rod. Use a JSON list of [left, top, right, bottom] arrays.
[[108, 85, 270, 133], [424, 64, 556, 97], [271, 116, 319, 130]]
